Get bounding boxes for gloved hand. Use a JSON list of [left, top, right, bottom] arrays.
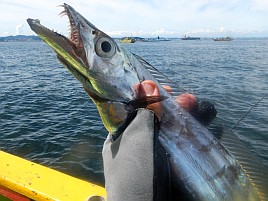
[[102, 81, 170, 201]]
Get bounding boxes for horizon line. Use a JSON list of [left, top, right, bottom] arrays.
[[1, 34, 268, 39]]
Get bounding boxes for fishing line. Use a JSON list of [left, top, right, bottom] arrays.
[[230, 95, 267, 131]]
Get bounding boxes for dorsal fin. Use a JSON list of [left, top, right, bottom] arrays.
[[133, 53, 188, 96], [221, 129, 268, 200]]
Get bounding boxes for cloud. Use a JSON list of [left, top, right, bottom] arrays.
[[106, 30, 132, 37], [251, 0, 268, 11], [0, 0, 267, 37], [151, 28, 175, 36], [16, 24, 25, 35]]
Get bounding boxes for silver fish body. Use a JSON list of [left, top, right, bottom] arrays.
[[27, 4, 265, 201]]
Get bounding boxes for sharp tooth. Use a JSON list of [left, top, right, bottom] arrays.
[[58, 4, 65, 8], [59, 10, 67, 16], [60, 5, 82, 47]]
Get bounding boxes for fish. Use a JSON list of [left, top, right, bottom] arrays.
[[27, 4, 268, 201]]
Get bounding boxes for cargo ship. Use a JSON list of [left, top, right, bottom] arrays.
[[181, 35, 201, 40], [213, 36, 233, 41]]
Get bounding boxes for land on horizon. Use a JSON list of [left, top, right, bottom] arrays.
[[0, 35, 41, 42], [0, 35, 267, 42]]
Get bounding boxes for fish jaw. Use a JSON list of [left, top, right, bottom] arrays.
[[26, 18, 95, 98], [27, 4, 141, 133]]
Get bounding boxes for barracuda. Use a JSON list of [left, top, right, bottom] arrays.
[[27, 4, 267, 201]]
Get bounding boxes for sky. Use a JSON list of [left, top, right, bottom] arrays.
[[0, 0, 268, 38]]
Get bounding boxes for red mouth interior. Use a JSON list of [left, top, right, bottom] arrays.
[[60, 5, 82, 48]]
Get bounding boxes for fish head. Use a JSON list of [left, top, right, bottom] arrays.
[[27, 4, 144, 133], [60, 4, 140, 102]]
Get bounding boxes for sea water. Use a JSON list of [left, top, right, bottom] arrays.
[[0, 38, 267, 185]]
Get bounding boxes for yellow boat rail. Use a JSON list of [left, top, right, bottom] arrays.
[[0, 151, 106, 201]]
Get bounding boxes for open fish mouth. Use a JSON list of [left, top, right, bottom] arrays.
[[27, 3, 87, 63], [27, 4, 99, 99]]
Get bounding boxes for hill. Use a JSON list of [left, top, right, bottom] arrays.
[[0, 35, 41, 42]]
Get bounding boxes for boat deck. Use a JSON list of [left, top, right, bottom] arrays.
[[0, 151, 106, 201]]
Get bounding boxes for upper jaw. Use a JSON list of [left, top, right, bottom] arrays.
[[59, 3, 91, 65], [61, 3, 99, 49], [60, 3, 84, 49], [61, 3, 115, 51]]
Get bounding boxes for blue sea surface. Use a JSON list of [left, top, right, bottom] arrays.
[[0, 38, 267, 186]]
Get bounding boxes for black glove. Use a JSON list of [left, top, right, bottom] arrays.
[[102, 109, 170, 201]]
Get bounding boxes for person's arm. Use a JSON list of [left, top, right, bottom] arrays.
[[102, 109, 170, 201]]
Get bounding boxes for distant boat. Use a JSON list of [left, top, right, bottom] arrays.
[[142, 36, 171, 42], [119, 37, 136, 43], [213, 36, 233, 41], [181, 35, 201, 40]]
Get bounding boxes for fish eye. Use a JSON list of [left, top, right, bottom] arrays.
[[95, 37, 116, 58], [101, 41, 111, 53]]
